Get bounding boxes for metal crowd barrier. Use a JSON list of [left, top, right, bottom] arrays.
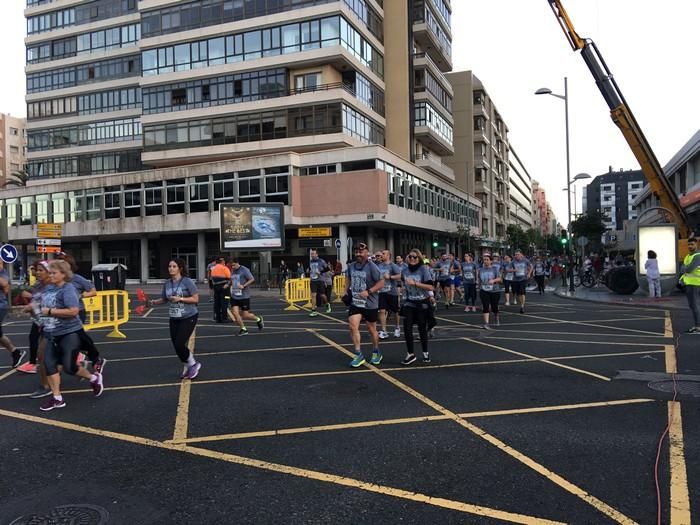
[[83, 290, 130, 339], [284, 278, 312, 311], [332, 275, 347, 303]]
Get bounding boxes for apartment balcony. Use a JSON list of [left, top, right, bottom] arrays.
[[412, 4, 452, 72], [475, 156, 491, 170], [414, 125, 454, 157], [415, 152, 455, 181], [473, 103, 488, 119], [412, 53, 453, 95]]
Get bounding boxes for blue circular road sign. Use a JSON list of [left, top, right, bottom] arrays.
[[0, 244, 18, 264], [335, 239, 342, 249]]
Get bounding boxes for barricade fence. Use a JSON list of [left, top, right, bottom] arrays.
[[83, 290, 129, 339], [284, 278, 312, 311], [333, 275, 347, 303]]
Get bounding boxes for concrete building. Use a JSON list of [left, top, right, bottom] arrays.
[[508, 146, 533, 230], [0, 114, 27, 186], [633, 130, 700, 233], [583, 167, 645, 231], [14, 0, 479, 281], [445, 70, 510, 246]]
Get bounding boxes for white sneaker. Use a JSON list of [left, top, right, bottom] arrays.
[[505, 301, 510, 306], [393, 328, 401, 338], [378, 331, 388, 339]]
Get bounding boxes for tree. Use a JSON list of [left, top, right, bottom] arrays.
[[456, 224, 482, 255], [570, 212, 607, 248], [506, 224, 526, 251], [3, 170, 29, 188]]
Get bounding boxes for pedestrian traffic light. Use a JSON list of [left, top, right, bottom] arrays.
[[560, 229, 568, 245], [432, 240, 439, 248]]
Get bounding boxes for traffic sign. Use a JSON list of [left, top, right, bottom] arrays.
[[37, 223, 62, 239], [36, 238, 62, 246], [0, 244, 18, 264], [577, 236, 589, 248], [298, 227, 332, 238], [335, 239, 342, 249], [36, 246, 61, 254]]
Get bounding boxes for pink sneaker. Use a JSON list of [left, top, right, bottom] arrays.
[[90, 372, 104, 397], [17, 362, 38, 374], [76, 352, 86, 367]]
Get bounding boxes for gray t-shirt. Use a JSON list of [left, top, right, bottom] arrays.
[[534, 262, 546, 276], [41, 282, 83, 336], [512, 258, 532, 281], [347, 260, 382, 309], [71, 273, 95, 311], [461, 262, 477, 284], [230, 265, 254, 299], [478, 266, 501, 293], [401, 265, 433, 303], [162, 277, 199, 319], [308, 258, 329, 281], [0, 270, 8, 309], [437, 260, 452, 279], [377, 262, 401, 296], [503, 262, 514, 281]]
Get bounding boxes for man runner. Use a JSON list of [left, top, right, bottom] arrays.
[[377, 250, 402, 339], [229, 258, 264, 335], [345, 242, 384, 367], [510, 249, 533, 314], [308, 249, 331, 316]]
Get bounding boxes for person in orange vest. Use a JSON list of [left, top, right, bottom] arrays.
[[210, 256, 231, 323]]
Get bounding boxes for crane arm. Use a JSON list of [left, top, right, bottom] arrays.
[[546, 0, 691, 245]]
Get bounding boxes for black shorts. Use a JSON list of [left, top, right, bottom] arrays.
[[378, 293, 399, 313], [439, 279, 452, 289], [511, 281, 527, 296], [504, 280, 512, 293], [348, 305, 379, 323], [230, 298, 251, 311], [310, 280, 326, 294]]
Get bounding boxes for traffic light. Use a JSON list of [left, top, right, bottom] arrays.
[[432, 240, 439, 248], [560, 229, 568, 245]]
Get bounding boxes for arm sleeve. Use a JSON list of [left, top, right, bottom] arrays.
[[63, 286, 80, 309], [185, 278, 198, 296], [161, 283, 168, 301]]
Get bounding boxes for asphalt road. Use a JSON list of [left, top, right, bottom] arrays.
[[0, 292, 696, 524]]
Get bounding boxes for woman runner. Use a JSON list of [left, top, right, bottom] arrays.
[[400, 250, 434, 365], [477, 254, 503, 330], [17, 261, 50, 376], [148, 258, 202, 379], [0, 260, 23, 368], [39, 260, 104, 411], [461, 253, 478, 312]]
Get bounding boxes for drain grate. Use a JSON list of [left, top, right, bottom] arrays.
[[648, 379, 700, 397], [10, 504, 109, 525]]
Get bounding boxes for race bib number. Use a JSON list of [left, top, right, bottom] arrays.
[[464, 272, 474, 280], [352, 293, 366, 308], [169, 304, 184, 318], [233, 287, 243, 297], [481, 284, 494, 292]]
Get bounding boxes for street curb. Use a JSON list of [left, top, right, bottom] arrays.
[[554, 288, 686, 311]]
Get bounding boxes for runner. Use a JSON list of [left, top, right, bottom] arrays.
[[461, 253, 478, 312], [400, 249, 434, 365], [501, 254, 514, 306], [210, 256, 231, 323], [206, 257, 216, 302], [17, 261, 50, 376], [510, 249, 534, 314], [148, 258, 202, 379], [435, 253, 454, 308], [0, 260, 23, 368], [344, 242, 384, 367], [477, 254, 502, 330], [307, 249, 331, 316], [376, 250, 402, 339], [321, 261, 334, 312], [38, 260, 103, 411], [229, 258, 264, 335], [533, 256, 547, 295]]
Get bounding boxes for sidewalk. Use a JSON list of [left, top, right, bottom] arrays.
[[554, 285, 688, 310]]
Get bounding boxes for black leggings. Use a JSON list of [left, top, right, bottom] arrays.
[[480, 290, 500, 315], [169, 314, 198, 363], [463, 283, 477, 306], [535, 275, 545, 293], [29, 324, 41, 364], [44, 331, 82, 376], [78, 310, 100, 362], [402, 304, 429, 355]]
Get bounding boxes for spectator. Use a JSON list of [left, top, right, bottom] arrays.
[[645, 250, 660, 298]]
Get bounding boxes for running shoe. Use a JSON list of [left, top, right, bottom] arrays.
[[519, 307, 525, 314], [28, 387, 52, 399], [11, 349, 26, 369], [90, 373, 104, 397], [238, 328, 249, 336], [76, 352, 86, 367], [686, 327, 700, 334], [325, 303, 332, 313], [16, 362, 38, 374], [495, 316, 500, 327], [378, 331, 388, 339], [370, 351, 383, 365], [422, 352, 431, 363], [180, 365, 189, 379], [482, 324, 492, 330], [464, 306, 470, 313], [40, 397, 66, 411], [428, 328, 435, 338], [401, 354, 417, 366], [93, 357, 107, 375], [350, 353, 366, 368], [309, 310, 319, 317], [256, 315, 264, 331], [393, 328, 401, 338], [185, 362, 202, 379]]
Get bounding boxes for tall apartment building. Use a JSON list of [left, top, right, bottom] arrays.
[[0, 114, 27, 186], [508, 146, 533, 230], [445, 71, 510, 246], [10, 0, 479, 280], [583, 167, 645, 231], [531, 180, 557, 236]]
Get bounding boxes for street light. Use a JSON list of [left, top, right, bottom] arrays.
[[563, 173, 592, 218], [536, 77, 574, 291]]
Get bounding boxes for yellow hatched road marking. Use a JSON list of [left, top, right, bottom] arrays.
[[172, 380, 191, 443], [668, 401, 691, 525], [664, 311, 674, 337], [486, 336, 665, 347], [518, 312, 662, 336], [0, 368, 17, 382], [0, 408, 564, 525], [169, 399, 655, 445], [463, 338, 611, 382], [309, 330, 638, 524], [500, 316, 665, 327]]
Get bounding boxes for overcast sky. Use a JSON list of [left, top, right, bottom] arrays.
[[1, 1, 698, 224]]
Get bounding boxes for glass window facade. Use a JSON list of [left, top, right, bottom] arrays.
[[28, 118, 142, 151], [142, 16, 383, 79], [27, 0, 137, 34], [27, 24, 139, 64], [27, 55, 141, 94], [27, 150, 143, 179], [28, 87, 141, 120], [414, 101, 453, 145]]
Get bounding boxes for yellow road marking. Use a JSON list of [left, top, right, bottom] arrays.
[[501, 316, 665, 327], [664, 344, 677, 375], [142, 308, 154, 318], [463, 338, 611, 382], [668, 401, 691, 525], [664, 311, 674, 337], [170, 399, 655, 444], [0, 408, 563, 525], [518, 312, 662, 336], [486, 336, 664, 348], [188, 327, 196, 353], [172, 380, 191, 443], [309, 330, 637, 524], [0, 368, 17, 382]]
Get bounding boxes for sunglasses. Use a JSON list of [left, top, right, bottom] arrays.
[[356, 243, 368, 250], [407, 254, 419, 259]]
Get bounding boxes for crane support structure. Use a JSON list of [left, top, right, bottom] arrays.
[[547, 0, 691, 255]]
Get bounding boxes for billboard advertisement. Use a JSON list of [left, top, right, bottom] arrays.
[[219, 203, 285, 251]]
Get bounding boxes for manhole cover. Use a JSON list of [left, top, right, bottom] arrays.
[[648, 380, 700, 397], [10, 504, 109, 525]]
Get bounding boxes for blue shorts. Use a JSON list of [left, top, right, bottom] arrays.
[[453, 276, 462, 287]]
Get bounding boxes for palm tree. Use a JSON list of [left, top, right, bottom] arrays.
[[3, 169, 29, 188]]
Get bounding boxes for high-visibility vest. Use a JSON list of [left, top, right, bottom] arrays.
[[681, 252, 700, 286]]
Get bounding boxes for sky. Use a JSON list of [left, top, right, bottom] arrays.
[[1, 1, 698, 224]]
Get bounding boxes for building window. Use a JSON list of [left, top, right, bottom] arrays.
[[166, 179, 185, 214], [104, 187, 121, 219], [188, 176, 210, 213]]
